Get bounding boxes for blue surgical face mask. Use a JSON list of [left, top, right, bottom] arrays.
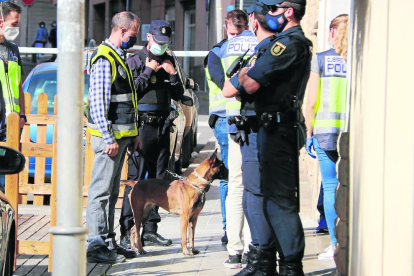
[[265, 11, 288, 33], [41, 24, 45, 28], [121, 35, 137, 50], [150, 41, 168, 56]]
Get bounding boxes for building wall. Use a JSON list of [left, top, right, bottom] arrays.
[[317, 0, 350, 52], [18, 0, 57, 47], [349, 0, 414, 274]]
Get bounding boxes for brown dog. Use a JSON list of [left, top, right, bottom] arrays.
[[128, 149, 228, 256]]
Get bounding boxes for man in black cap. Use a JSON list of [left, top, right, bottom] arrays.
[[223, 0, 311, 275], [119, 20, 184, 249]]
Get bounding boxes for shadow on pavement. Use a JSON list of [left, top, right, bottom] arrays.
[[305, 268, 337, 276]]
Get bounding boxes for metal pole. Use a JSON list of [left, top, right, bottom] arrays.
[[205, 1, 210, 93], [239, 0, 244, 10], [50, 0, 87, 273], [215, 0, 223, 43]]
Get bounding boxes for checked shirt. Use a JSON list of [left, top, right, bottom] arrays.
[[88, 39, 125, 144]]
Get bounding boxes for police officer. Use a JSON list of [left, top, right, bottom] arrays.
[[223, 1, 280, 275], [86, 11, 140, 264], [219, 10, 258, 269], [119, 20, 184, 248], [224, 0, 312, 275], [0, 2, 27, 192], [205, 9, 248, 245]]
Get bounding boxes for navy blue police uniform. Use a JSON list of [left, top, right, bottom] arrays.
[[229, 34, 279, 255], [245, 24, 312, 272], [119, 21, 184, 246], [229, 1, 312, 273]]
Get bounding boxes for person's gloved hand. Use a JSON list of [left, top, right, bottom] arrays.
[[305, 137, 316, 159], [233, 130, 249, 146]]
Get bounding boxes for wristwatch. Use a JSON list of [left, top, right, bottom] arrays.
[[20, 114, 27, 122]]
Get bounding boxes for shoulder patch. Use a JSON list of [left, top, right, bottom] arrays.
[[248, 55, 257, 67], [271, 42, 287, 56], [151, 75, 157, 84]]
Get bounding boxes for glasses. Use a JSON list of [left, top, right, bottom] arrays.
[[267, 5, 291, 12]]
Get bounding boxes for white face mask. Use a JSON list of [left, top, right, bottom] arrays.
[[249, 19, 257, 35], [3, 27, 19, 41], [227, 34, 236, 40], [149, 41, 168, 56]]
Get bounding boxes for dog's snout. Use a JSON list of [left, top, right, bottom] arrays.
[[218, 165, 229, 181]]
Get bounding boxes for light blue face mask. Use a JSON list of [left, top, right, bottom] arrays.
[[150, 41, 168, 56]]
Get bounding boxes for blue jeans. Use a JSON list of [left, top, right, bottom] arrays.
[[241, 132, 274, 249], [86, 136, 132, 250], [313, 137, 338, 245], [213, 117, 228, 230]]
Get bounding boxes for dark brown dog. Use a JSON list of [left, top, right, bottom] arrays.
[[129, 149, 228, 256]]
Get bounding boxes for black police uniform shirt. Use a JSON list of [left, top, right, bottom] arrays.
[[126, 45, 184, 104], [245, 25, 312, 114]]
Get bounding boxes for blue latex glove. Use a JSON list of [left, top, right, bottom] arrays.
[[305, 137, 317, 159]]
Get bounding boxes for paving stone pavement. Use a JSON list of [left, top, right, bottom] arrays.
[[99, 180, 336, 276], [15, 138, 337, 275]]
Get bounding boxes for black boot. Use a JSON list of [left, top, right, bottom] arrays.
[[278, 261, 286, 276], [253, 249, 277, 276], [234, 244, 260, 276], [282, 262, 303, 276], [142, 232, 172, 246]]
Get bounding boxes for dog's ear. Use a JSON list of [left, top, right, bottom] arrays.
[[209, 149, 218, 164]]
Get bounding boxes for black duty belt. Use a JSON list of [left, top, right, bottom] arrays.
[[258, 112, 294, 125], [257, 112, 296, 133], [139, 113, 166, 127]]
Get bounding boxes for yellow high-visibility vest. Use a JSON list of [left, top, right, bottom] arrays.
[[0, 60, 20, 115], [87, 44, 139, 139]]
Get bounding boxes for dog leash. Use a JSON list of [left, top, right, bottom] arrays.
[[134, 147, 184, 180], [131, 148, 208, 193], [130, 147, 188, 182]]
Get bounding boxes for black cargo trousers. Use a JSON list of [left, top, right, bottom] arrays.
[[119, 115, 170, 236]]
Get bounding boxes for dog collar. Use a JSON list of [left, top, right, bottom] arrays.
[[193, 169, 211, 185]]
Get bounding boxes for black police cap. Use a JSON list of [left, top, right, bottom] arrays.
[[246, 0, 266, 14], [149, 20, 172, 45], [262, 0, 306, 6]]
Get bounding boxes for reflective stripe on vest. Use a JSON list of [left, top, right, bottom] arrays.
[[0, 60, 21, 115], [87, 44, 138, 139], [206, 66, 226, 114], [87, 122, 137, 140], [313, 50, 347, 137], [111, 93, 133, 102]]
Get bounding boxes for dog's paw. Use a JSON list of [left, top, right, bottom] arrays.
[[192, 249, 200, 255]]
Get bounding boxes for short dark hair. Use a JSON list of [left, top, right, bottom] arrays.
[[225, 9, 248, 29], [1, 2, 22, 20], [282, 1, 306, 21], [253, 11, 275, 33]]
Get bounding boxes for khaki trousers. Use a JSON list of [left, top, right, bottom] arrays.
[[226, 135, 252, 255]]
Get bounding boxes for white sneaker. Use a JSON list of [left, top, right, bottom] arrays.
[[318, 245, 335, 261]]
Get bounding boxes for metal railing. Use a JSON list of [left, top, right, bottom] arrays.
[[19, 47, 209, 57]]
